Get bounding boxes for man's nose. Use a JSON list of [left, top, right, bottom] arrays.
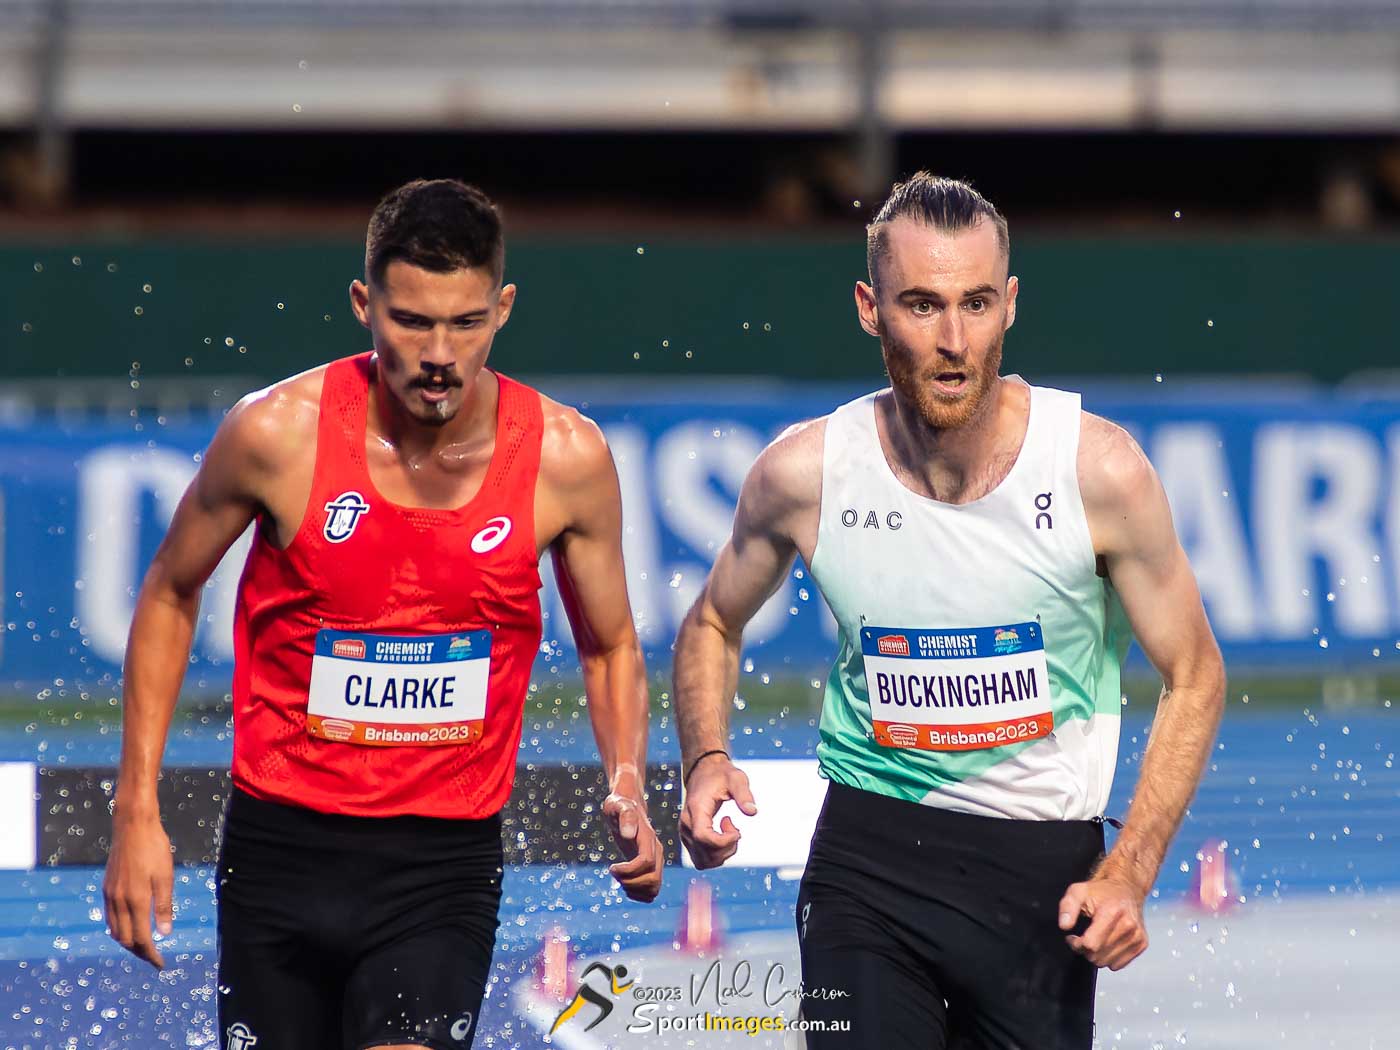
[[420, 326, 455, 368], [935, 306, 966, 355]]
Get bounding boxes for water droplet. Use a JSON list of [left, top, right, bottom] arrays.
[[292, 103, 303, 113], [661, 339, 669, 347], [632, 351, 640, 360], [763, 323, 772, 331], [324, 313, 333, 321], [1319, 637, 1329, 649], [33, 262, 43, 272], [142, 283, 152, 293], [106, 262, 118, 273], [1173, 210, 1182, 219], [21, 322, 32, 333], [1154, 373, 1163, 382], [668, 572, 683, 589], [184, 357, 194, 366], [742, 322, 750, 330], [636, 246, 645, 255], [71, 256, 81, 267], [238, 345, 247, 354], [1207, 319, 1214, 327], [276, 302, 285, 310], [225, 336, 235, 347], [298, 59, 309, 70], [133, 306, 144, 316], [685, 350, 693, 358]]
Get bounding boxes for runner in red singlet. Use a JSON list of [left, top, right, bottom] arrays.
[[102, 179, 662, 1050]]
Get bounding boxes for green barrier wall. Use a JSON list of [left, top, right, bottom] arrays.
[[3, 234, 1396, 381]]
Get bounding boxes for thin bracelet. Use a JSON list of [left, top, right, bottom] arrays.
[[683, 749, 730, 788]]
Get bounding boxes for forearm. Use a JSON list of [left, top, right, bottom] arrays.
[[1099, 673, 1225, 894], [114, 578, 200, 821], [581, 636, 649, 796], [673, 602, 742, 773]]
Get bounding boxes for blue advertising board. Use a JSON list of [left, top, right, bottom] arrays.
[[2, 381, 1396, 693]]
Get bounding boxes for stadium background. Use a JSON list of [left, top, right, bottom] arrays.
[[1, 2, 1398, 1046]]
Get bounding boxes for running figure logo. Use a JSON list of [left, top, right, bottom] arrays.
[[549, 962, 634, 1034], [225, 1023, 258, 1050], [323, 491, 370, 543]]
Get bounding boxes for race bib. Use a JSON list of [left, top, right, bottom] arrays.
[[860, 622, 1052, 752], [306, 628, 491, 747]]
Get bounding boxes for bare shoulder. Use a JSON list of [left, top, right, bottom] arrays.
[[538, 392, 613, 489], [1077, 410, 1158, 513], [744, 415, 826, 513], [215, 365, 325, 475]]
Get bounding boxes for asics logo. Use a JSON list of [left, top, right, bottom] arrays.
[[470, 515, 512, 553], [450, 1013, 474, 1041]]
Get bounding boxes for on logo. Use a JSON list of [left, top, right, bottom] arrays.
[[450, 1013, 474, 1041], [323, 491, 370, 543], [225, 1022, 259, 1050], [471, 515, 512, 554], [1034, 492, 1053, 530]]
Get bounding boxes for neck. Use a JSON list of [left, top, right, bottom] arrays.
[[882, 376, 1019, 500], [369, 364, 498, 460]]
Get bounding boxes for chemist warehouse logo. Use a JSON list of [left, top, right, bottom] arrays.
[[323, 491, 371, 543], [876, 634, 910, 656], [332, 639, 366, 659]]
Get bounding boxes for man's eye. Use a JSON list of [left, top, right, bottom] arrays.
[[913, 301, 933, 314], [967, 298, 986, 311]]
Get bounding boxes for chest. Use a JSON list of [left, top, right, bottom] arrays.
[[362, 435, 496, 511]]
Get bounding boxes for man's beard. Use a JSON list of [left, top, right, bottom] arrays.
[[882, 329, 1004, 430]]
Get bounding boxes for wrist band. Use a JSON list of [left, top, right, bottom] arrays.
[[684, 749, 729, 787]]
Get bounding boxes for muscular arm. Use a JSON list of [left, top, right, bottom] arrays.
[[1060, 416, 1226, 969], [674, 419, 822, 867], [106, 388, 296, 967], [542, 406, 658, 901]]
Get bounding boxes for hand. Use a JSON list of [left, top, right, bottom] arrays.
[[103, 811, 175, 970], [602, 792, 663, 902], [678, 756, 757, 870], [1058, 875, 1148, 971]]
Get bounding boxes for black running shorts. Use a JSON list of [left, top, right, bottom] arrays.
[[216, 787, 503, 1050], [796, 783, 1106, 1050]]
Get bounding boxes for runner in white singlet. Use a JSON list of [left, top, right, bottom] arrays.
[[674, 173, 1225, 1049]]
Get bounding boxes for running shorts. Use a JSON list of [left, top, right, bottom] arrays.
[[216, 787, 503, 1050], [796, 782, 1106, 1049]]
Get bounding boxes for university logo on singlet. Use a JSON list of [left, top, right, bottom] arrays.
[[322, 490, 370, 543]]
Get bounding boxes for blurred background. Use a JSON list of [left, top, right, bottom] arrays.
[[1, 1, 1398, 1047]]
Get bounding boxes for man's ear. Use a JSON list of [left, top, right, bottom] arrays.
[[855, 281, 881, 338]]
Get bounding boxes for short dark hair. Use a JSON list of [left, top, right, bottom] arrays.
[[365, 178, 505, 288], [866, 172, 1009, 285]]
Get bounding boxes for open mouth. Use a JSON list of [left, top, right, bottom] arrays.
[[931, 371, 968, 393], [417, 376, 456, 402]]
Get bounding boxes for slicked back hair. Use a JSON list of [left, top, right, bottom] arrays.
[[365, 178, 505, 289], [866, 173, 1009, 287]]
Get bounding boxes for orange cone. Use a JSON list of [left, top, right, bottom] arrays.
[[1188, 838, 1238, 913], [674, 879, 722, 954], [534, 925, 578, 1001]]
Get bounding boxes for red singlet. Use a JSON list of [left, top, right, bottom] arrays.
[[231, 352, 545, 818]]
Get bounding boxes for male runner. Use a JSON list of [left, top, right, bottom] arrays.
[[675, 173, 1225, 1048], [103, 178, 662, 1050]]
